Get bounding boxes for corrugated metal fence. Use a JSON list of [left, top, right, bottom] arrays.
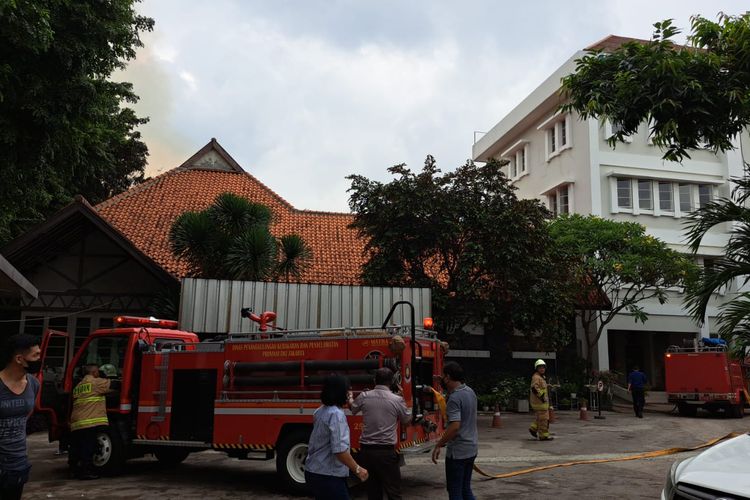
[[179, 278, 432, 334]]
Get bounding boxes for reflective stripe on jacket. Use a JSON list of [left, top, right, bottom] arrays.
[[529, 372, 549, 411], [70, 374, 110, 431]]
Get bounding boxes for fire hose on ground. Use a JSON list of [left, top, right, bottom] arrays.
[[471, 432, 743, 480]]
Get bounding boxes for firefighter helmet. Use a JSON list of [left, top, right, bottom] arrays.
[[99, 364, 118, 378], [534, 359, 546, 369]]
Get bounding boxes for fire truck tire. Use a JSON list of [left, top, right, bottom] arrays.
[[154, 448, 191, 465], [729, 404, 744, 419], [276, 429, 312, 494], [677, 403, 698, 417], [92, 428, 125, 475]]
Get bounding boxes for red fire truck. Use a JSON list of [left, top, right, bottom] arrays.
[[36, 301, 446, 492], [664, 342, 750, 418]]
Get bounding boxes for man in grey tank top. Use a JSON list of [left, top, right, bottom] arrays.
[[0, 334, 42, 500]]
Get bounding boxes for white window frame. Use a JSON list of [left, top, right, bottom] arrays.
[[697, 184, 714, 208], [637, 179, 654, 212], [543, 183, 574, 216], [538, 113, 572, 161], [656, 181, 674, 214], [605, 120, 633, 144], [610, 176, 722, 218], [500, 140, 530, 182]]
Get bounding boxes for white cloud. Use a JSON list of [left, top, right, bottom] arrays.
[[123, 0, 749, 211], [178, 70, 198, 92]]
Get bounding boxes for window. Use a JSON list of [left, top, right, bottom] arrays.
[[703, 257, 715, 272], [547, 184, 572, 216], [549, 128, 557, 154], [549, 193, 558, 217], [540, 114, 571, 159], [679, 184, 693, 212], [658, 182, 673, 211], [75, 335, 130, 383], [617, 178, 632, 208], [638, 180, 653, 210], [559, 185, 569, 214], [516, 147, 526, 174], [502, 142, 528, 180], [605, 121, 633, 143], [698, 184, 712, 208]]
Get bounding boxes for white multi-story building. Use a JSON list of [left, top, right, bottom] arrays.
[[472, 35, 747, 388]]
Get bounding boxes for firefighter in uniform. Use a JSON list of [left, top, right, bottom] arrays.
[[529, 359, 553, 441], [69, 364, 112, 479]]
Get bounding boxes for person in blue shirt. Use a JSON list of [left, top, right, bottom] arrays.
[[305, 375, 368, 499], [627, 366, 647, 418]]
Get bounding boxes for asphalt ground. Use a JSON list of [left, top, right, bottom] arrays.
[[20, 408, 749, 499]]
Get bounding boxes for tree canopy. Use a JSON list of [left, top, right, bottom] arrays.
[[169, 193, 312, 281], [549, 215, 698, 362], [561, 13, 750, 162], [0, 0, 153, 245], [347, 157, 576, 351]]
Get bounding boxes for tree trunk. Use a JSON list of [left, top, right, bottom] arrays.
[[579, 311, 596, 372]]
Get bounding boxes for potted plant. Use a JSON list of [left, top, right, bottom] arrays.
[[511, 377, 530, 413]]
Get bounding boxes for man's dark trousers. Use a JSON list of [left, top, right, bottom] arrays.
[[358, 444, 402, 500], [70, 426, 102, 475], [631, 388, 645, 417]]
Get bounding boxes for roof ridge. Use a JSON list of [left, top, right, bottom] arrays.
[[237, 170, 297, 211]]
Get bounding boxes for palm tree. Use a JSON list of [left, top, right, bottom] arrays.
[[170, 193, 312, 281], [685, 173, 750, 353]]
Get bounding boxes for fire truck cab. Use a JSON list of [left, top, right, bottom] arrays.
[[36, 302, 446, 493]]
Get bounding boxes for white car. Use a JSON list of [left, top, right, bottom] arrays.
[[662, 433, 750, 499]]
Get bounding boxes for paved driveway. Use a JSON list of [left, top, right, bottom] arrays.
[[21, 409, 748, 499]]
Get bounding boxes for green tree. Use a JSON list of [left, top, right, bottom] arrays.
[[0, 0, 154, 244], [169, 193, 312, 281], [347, 156, 576, 352], [549, 215, 698, 363], [560, 13, 750, 163]]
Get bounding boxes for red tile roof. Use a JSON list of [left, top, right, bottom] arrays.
[[585, 35, 651, 52], [95, 141, 366, 285]]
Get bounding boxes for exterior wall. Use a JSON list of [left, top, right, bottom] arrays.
[[498, 109, 592, 216], [180, 278, 432, 334]]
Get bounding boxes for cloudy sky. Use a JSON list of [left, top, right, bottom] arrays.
[[121, 1, 747, 212]]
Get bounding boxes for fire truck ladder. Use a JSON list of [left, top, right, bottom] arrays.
[[153, 351, 170, 422], [382, 301, 422, 424]]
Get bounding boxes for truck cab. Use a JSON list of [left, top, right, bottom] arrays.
[[36, 316, 199, 472]]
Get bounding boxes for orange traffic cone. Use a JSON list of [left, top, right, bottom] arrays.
[[491, 404, 503, 428], [548, 406, 556, 424], [579, 406, 589, 420]]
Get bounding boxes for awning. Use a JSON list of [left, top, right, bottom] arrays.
[[0, 253, 38, 299]]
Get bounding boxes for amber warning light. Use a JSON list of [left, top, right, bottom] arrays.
[[114, 316, 179, 329], [423, 317, 434, 330]]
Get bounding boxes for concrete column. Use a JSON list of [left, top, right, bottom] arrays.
[[596, 327, 610, 371]]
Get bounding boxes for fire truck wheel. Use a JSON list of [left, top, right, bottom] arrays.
[[154, 448, 191, 465], [276, 429, 312, 494], [729, 404, 745, 419], [677, 403, 698, 418], [92, 428, 125, 475]]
